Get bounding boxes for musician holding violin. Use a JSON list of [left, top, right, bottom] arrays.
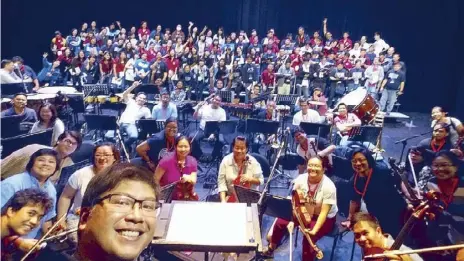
[[154, 135, 199, 201], [263, 157, 338, 260], [352, 212, 423, 261], [217, 136, 264, 203], [294, 128, 335, 174]]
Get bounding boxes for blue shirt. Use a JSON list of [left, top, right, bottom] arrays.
[[151, 103, 177, 120], [1, 172, 57, 239], [1, 107, 37, 123]]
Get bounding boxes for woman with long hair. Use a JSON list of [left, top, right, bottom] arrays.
[[30, 103, 65, 146]]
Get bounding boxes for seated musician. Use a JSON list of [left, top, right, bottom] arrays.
[[1, 149, 59, 239], [152, 91, 178, 121], [257, 100, 279, 121], [1, 93, 37, 125], [136, 117, 178, 171], [249, 84, 265, 109], [56, 143, 120, 243], [12, 56, 40, 91], [119, 81, 151, 154], [29, 104, 65, 146], [170, 81, 186, 104], [294, 128, 336, 173], [218, 136, 264, 203], [1, 189, 53, 259], [154, 136, 198, 200], [263, 157, 338, 260], [34, 163, 159, 261], [190, 95, 227, 160], [0, 59, 22, 84], [1, 130, 82, 183], [308, 87, 328, 116], [292, 97, 322, 126], [431, 106, 464, 146], [352, 212, 423, 261], [342, 147, 408, 238], [332, 102, 361, 145]]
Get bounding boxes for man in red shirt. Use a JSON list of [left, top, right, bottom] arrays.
[[261, 64, 275, 91]]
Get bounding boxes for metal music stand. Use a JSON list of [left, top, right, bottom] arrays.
[[216, 90, 233, 103], [83, 84, 110, 114], [136, 119, 165, 140], [300, 122, 332, 139], [1, 129, 53, 159], [55, 160, 91, 198], [1, 115, 22, 138], [159, 181, 178, 203], [275, 94, 298, 106], [348, 126, 382, 145]]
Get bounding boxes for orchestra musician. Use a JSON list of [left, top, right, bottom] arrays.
[[332, 102, 361, 145], [56, 143, 120, 243], [431, 106, 464, 146], [1, 149, 60, 239], [190, 94, 227, 161], [218, 136, 264, 203], [34, 163, 160, 261], [152, 91, 178, 121], [29, 103, 65, 146], [341, 147, 408, 238], [0, 93, 37, 125], [308, 87, 328, 116], [263, 157, 338, 260], [294, 128, 336, 173], [154, 135, 198, 190], [136, 117, 178, 171], [1, 189, 53, 259], [352, 212, 423, 261], [1, 130, 82, 183], [292, 97, 322, 126]]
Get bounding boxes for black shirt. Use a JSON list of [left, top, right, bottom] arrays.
[[146, 130, 174, 166]]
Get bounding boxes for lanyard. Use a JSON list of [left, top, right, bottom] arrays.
[[353, 169, 373, 199]]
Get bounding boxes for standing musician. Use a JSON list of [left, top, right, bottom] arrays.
[[263, 157, 338, 260], [0, 93, 37, 124], [1, 189, 53, 259], [34, 163, 160, 261], [56, 143, 120, 243], [136, 117, 178, 171], [341, 147, 408, 238], [431, 106, 464, 146], [294, 128, 336, 173], [1, 149, 60, 239], [119, 81, 151, 155], [190, 94, 227, 160], [154, 136, 198, 200], [1, 130, 81, 183], [292, 97, 322, 126], [218, 136, 264, 203], [352, 212, 423, 261]]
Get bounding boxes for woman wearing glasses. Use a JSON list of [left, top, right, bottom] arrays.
[[56, 142, 120, 243]]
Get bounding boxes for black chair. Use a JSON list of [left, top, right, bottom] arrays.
[[1, 129, 53, 159], [1, 115, 23, 138]]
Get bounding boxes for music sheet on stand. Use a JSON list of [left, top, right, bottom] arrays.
[[166, 203, 248, 246]]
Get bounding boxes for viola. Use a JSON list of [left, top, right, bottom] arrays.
[[291, 189, 324, 259], [362, 191, 444, 261], [228, 156, 251, 203]]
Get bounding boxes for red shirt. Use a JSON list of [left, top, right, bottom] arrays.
[[290, 53, 302, 70], [52, 36, 66, 50], [264, 44, 279, 54], [100, 59, 113, 74], [339, 38, 353, 50], [138, 28, 150, 38], [147, 49, 157, 62], [261, 69, 275, 86], [164, 57, 180, 72], [114, 58, 126, 75], [342, 59, 353, 70]]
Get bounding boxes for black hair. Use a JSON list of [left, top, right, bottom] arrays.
[[81, 163, 160, 209], [26, 148, 61, 175], [165, 117, 177, 126], [13, 92, 27, 99], [352, 212, 380, 230], [57, 130, 83, 150], [1, 59, 13, 68], [231, 136, 250, 152], [1, 189, 53, 216], [350, 147, 376, 169], [434, 150, 461, 167], [12, 56, 24, 64], [37, 103, 58, 128], [91, 142, 121, 166], [337, 103, 347, 110], [434, 122, 450, 133]]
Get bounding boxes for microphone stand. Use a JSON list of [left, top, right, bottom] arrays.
[[395, 128, 435, 163]]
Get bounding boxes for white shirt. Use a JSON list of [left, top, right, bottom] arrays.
[[0, 69, 21, 84], [292, 109, 321, 126], [119, 99, 151, 124], [296, 137, 319, 160], [292, 174, 338, 218], [431, 117, 462, 145], [198, 104, 226, 130], [67, 166, 95, 214], [373, 39, 390, 55], [218, 153, 264, 195]]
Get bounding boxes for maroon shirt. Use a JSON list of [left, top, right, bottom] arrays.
[[158, 152, 197, 187], [114, 58, 126, 74], [100, 59, 113, 74], [261, 69, 275, 86], [52, 36, 65, 50], [138, 28, 151, 38], [164, 57, 180, 72], [338, 38, 353, 50]]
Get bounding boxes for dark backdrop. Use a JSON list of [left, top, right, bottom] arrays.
[[2, 0, 463, 114]]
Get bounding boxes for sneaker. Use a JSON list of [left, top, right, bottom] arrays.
[[261, 246, 275, 257]]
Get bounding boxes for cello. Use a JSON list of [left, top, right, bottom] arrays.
[[291, 189, 324, 259], [363, 190, 444, 261]]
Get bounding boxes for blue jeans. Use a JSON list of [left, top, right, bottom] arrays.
[[347, 83, 360, 92], [379, 89, 398, 113], [120, 123, 138, 152]]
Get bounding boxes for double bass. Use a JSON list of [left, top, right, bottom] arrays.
[[291, 189, 324, 259], [174, 161, 199, 201], [227, 156, 251, 203], [363, 191, 444, 261]]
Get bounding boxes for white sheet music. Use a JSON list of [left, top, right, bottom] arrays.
[[166, 203, 249, 245]]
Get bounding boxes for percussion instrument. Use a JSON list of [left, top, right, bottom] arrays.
[[27, 93, 57, 112], [336, 88, 379, 124], [97, 95, 108, 103], [84, 96, 96, 103], [308, 101, 326, 106], [276, 105, 291, 115], [37, 86, 78, 95]]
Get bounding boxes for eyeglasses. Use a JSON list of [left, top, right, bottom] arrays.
[[94, 193, 160, 216], [95, 154, 114, 158], [62, 139, 77, 146]]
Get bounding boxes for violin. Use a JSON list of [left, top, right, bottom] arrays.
[[291, 189, 324, 259], [363, 191, 444, 261], [173, 161, 198, 201], [228, 156, 251, 203]]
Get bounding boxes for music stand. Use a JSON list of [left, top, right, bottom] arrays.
[[1, 129, 53, 159], [56, 160, 91, 198], [245, 119, 279, 136], [134, 84, 160, 100], [216, 90, 233, 103], [348, 126, 382, 145], [136, 119, 165, 140], [300, 122, 332, 139], [83, 84, 111, 114], [82, 114, 118, 142], [1, 115, 22, 138], [275, 94, 298, 106], [150, 201, 262, 258]]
